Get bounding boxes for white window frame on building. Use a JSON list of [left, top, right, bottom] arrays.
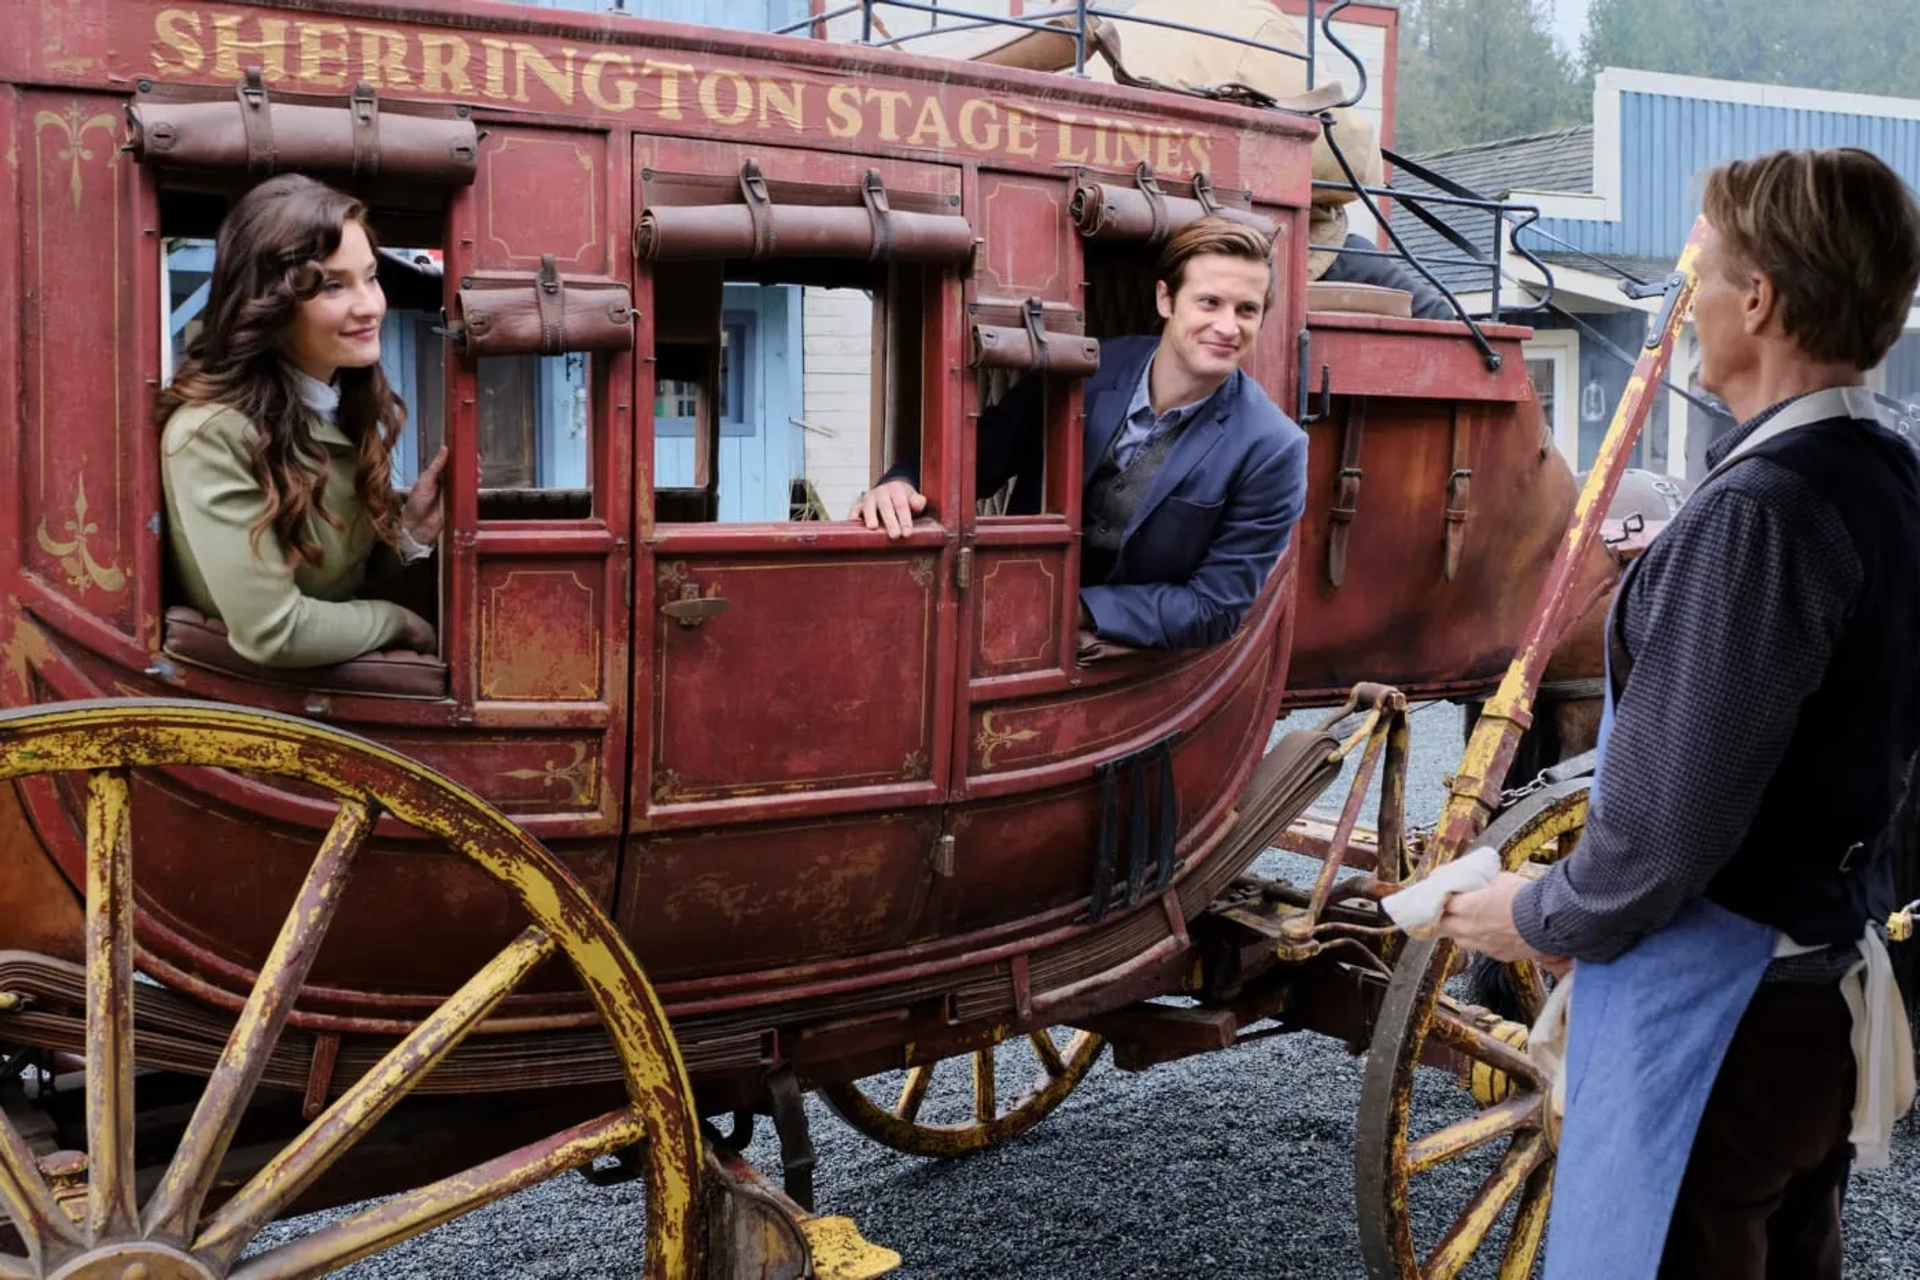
[[1522, 328, 1580, 464]]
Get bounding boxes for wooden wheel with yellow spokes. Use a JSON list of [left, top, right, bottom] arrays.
[[0, 699, 700, 1280], [1356, 779, 1590, 1280], [821, 1027, 1105, 1159]]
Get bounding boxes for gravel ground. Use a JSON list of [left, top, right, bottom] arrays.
[[255, 704, 1920, 1277]]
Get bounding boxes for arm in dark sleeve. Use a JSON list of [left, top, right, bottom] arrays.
[[881, 370, 1046, 497], [1080, 428, 1306, 649], [1511, 479, 1860, 960], [1320, 234, 1456, 321]]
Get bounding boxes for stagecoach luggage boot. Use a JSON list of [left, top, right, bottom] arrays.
[[1082, 0, 1384, 204]]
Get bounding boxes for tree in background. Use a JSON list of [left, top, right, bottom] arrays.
[[1583, 0, 1920, 99], [1394, 0, 1584, 154]]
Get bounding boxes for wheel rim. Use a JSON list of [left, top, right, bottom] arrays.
[[1355, 781, 1588, 1280], [0, 699, 701, 1279], [821, 1028, 1105, 1159]]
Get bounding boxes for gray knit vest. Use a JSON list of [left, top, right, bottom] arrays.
[[1082, 425, 1187, 585]]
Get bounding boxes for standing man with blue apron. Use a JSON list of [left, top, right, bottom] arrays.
[[1438, 147, 1920, 1278]]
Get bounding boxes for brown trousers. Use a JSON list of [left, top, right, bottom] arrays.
[[1657, 980, 1857, 1280]]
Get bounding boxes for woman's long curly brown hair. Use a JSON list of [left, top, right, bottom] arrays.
[[155, 174, 407, 567]]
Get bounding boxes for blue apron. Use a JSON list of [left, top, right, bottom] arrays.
[[1539, 611, 1779, 1279]]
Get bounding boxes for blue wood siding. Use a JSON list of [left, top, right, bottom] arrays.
[[1530, 90, 1920, 262]]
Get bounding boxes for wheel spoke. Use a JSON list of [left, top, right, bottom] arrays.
[[1429, 1010, 1542, 1091], [1422, 1133, 1550, 1280], [1405, 1094, 1542, 1177], [1498, 1164, 1555, 1279], [194, 926, 557, 1266], [0, 1254, 37, 1279], [144, 797, 376, 1245], [0, 1108, 83, 1265], [84, 767, 138, 1241], [894, 1065, 933, 1124], [972, 1049, 997, 1125], [1028, 1030, 1067, 1078], [228, 1105, 645, 1280]]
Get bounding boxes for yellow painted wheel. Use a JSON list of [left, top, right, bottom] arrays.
[[821, 1028, 1105, 1159], [1355, 780, 1589, 1280], [0, 699, 700, 1279]]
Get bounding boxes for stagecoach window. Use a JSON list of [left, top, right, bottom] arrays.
[[649, 270, 914, 527]]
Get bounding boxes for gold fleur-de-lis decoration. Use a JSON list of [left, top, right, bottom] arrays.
[[657, 560, 688, 592], [652, 767, 687, 805], [902, 750, 930, 781], [36, 477, 126, 594], [36, 104, 119, 212], [501, 742, 598, 808], [975, 711, 1039, 770], [908, 557, 935, 588]]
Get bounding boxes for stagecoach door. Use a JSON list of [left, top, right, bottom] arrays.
[[629, 141, 965, 857]]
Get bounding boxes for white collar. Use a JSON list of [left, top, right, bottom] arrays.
[[287, 366, 341, 422]]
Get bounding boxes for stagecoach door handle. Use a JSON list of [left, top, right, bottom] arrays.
[[661, 582, 731, 628]]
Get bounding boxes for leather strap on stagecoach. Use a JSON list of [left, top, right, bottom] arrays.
[[448, 256, 635, 358], [1071, 163, 1276, 246], [124, 74, 479, 186], [636, 160, 975, 264], [1443, 402, 1474, 581], [970, 297, 1101, 377], [1327, 397, 1366, 588], [1087, 736, 1181, 924]]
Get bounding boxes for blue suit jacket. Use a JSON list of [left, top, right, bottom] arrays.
[[974, 334, 1306, 650]]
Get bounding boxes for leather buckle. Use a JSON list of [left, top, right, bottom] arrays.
[[738, 159, 774, 259], [1133, 161, 1169, 247], [861, 169, 894, 263]]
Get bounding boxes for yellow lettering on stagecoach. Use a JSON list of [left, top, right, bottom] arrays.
[[1188, 132, 1212, 173], [1090, 117, 1114, 167], [583, 50, 637, 112], [1112, 122, 1152, 168], [699, 68, 753, 126], [1156, 127, 1184, 174], [642, 59, 696, 120], [297, 23, 350, 87], [826, 83, 863, 138], [513, 42, 576, 105], [1056, 112, 1091, 164], [758, 79, 805, 132], [210, 14, 288, 82], [479, 37, 511, 100], [419, 33, 472, 95], [1005, 106, 1038, 158], [152, 9, 204, 74], [359, 26, 416, 89], [906, 97, 954, 149], [864, 88, 912, 142], [902, 97, 952, 149], [958, 98, 999, 150]]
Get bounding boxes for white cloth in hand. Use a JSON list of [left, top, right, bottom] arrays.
[[1380, 845, 1501, 939]]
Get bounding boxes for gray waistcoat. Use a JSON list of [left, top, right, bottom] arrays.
[[1081, 424, 1187, 585]]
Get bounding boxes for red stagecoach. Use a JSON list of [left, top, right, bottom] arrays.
[[0, 2, 1672, 1276]]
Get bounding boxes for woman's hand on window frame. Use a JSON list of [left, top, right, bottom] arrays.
[[402, 445, 450, 546]]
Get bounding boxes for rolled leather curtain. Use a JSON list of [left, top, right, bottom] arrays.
[[125, 75, 478, 186], [1071, 181, 1276, 244], [637, 202, 975, 263], [971, 324, 1100, 377], [451, 257, 635, 358]]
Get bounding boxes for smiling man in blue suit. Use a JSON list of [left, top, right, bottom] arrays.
[[851, 217, 1308, 651]]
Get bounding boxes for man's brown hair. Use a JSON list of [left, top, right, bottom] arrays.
[[1156, 216, 1277, 309], [1702, 147, 1920, 369]]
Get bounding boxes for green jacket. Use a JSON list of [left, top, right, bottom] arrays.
[[161, 402, 409, 667]]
